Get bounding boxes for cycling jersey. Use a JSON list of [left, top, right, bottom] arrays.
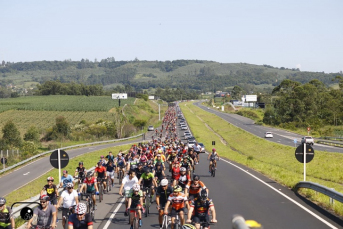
[[94, 166, 106, 179], [172, 167, 180, 180], [83, 177, 97, 192], [209, 152, 217, 160], [106, 155, 115, 163], [140, 155, 147, 163], [128, 189, 143, 208], [116, 158, 126, 167], [178, 174, 191, 189], [106, 164, 115, 172], [190, 197, 213, 217], [33, 204, 56, 226], [68, 213, 93, 229], [0, 206, 12, 227], [134, 168, 144, 180], [140, 173, 154, 187], [167, 193, 187, 210], [180, 161, 191, 170], [156, 185, 173, 206], [42, 184, 57, 199], [75, 167, 86, 178], [186, 181, 206, 195], [154, 168, 164, 181], [61, 175, 74, 188]]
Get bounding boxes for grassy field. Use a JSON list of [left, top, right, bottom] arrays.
[[180, 102, 343, 216]]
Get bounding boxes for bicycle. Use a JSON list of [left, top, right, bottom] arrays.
[[128, 208, 142, 229], [81, 193, 96, 222], [61, 206, 74, 229], [210, 159, 216, 177], [97, 178, 105, 202], [142, 187, 152, 217], [161, 214, 171, 229], [164, 213, 182, 229], [106, 175, 112, 192], [118, 166, 125, 184]]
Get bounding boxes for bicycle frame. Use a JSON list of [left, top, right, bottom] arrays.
[[128, 208, 141, 229]]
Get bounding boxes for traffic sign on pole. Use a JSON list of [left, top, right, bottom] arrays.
[[295, 143, 314, 181], [50, 150, 69, 169]]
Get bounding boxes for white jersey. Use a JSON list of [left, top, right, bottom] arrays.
[[122, 175, 139, 191], [193, 145, 200, 152], [60, 190, 78, 208]]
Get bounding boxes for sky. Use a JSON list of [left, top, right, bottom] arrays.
[[1, 0, 342, 73]]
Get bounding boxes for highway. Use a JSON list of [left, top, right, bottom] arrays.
[[193, 102, 343, 153]]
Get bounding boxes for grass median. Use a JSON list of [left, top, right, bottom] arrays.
[[181, 102, 343, 216]]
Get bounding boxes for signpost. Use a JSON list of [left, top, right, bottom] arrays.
[[293, 139, 297, 147], [1, 157, 7, 170], [295, 144, 314, 181], [307, 127, 311, 135], [112, 93, 128, 107], [212, 141, 215, 146], [50, 149, 69, 185]]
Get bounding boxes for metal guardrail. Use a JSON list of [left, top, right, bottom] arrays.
[[316, 140, 343, 148], [0, 133, 143, 174], [294, 181, 343, 204]]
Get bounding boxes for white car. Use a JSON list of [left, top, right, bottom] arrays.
[[265, 132, 273, 138], [181, 126, 188, 130], [184, 131, 190, 136], [188, 140, 197, 148], [148, 125, 154, 131], [198, 143, 205, 153]]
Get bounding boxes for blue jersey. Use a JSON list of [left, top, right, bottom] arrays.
[[61, 175, 74, 188]]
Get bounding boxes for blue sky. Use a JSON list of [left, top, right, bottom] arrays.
[[1, 0, 342, 73]]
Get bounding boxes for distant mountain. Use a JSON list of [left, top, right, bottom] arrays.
[[0, 59, 341, 93]]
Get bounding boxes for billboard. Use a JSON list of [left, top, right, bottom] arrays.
[[245, 95, 257, 102], [148, 96, 154, 100], [112, 93, 127, 99]]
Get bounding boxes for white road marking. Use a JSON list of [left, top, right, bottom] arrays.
[[103, 197, 125, 229], [210, 152, 338, 229], [23, 172, 30, 175]]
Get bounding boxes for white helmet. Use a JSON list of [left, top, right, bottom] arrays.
[[132, 184, 140, 191], [75, 203, 87, 214], [66, 183, 74, 188], [160, 179, 168, 186], [180, 167, 187, 172]]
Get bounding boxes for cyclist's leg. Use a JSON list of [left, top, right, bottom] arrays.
[[179, 209, 185, 225], [170, 208, 177, 229], [193, 216, 201, 229], [214, 159, 217, 168], [61, 208, 69, 227], [209, 160, 212, 172]]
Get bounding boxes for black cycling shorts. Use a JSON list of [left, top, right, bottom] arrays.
[[62, 206, 75, 218], [193, 215, 210, 227], [171, 208, 184, 217]]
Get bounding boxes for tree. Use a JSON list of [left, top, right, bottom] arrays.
[[24, 126, 40, 142], [2, 120, 22, 148], [54, 116, 70, 136], [231, 86, 244, 99]]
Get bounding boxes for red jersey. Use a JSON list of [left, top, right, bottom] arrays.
[[172, 167, 180, 180]]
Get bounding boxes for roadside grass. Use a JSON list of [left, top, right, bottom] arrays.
[[181, 102, 343, 216], [5, 144, 132, 205]]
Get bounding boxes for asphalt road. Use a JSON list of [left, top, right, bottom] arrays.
[[193, 102, 343, 153], [51, 111, 343, 229], [1, 133, 155, 197]]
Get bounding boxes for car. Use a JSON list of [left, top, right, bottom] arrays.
[[301, 136, 314, 145], [187, 136, 196, 142], [184, 134, 192, 140], [179, 122, 185, 126], [265, 132, 273, 138], [181, 126, 188, 130], [207, 107, 210, 110], [148, 125, 154, 131], [187, 140, 197, 148], [198, 142, 205, 153], [184, 131, 190, 136]]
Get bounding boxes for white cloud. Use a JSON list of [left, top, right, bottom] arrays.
[[296, 64, 301, 70]]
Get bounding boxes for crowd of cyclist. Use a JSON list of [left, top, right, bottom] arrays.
[[0, 105, 220, 229]]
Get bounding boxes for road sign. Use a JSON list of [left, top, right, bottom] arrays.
[[307, 127, 311, 131], [212, 141, 215, 146], [50, 150, 69, 169], [0, 157, 7, 164], [295, 144, 314, 163], [293, 139, 297, 144]]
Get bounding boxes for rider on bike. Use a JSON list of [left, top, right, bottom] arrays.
[[60, 170, 74, 190], [119, 170, 139, 216], [138, 167, 158, 203], [67, 203, 93, 229], [207, 148, 220, 173], [185, 175, 208, 201], [164, 185, 189, 229], [0, 197, 15, 229], [127, 184, 144, 228], [186, 189, 217, 229], [56, 183, 79, 229], [156, 179, 173, 229], [74, 162, 87, 185], [94, 162, 107, 192], [80, 172, 99, 210], [41, 176, 59, 208], [26, 195, 56, 229]]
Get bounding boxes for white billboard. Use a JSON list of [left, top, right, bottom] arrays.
[[148, 96, 154, 100], [245, 95, 257, 102], [112, 93, 127, 99]]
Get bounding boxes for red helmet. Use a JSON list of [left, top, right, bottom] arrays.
[[212, 148, 216, 151]]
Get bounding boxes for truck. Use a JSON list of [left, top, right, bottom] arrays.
[[301, 136, 314, 145]]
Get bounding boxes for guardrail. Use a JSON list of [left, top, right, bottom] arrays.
[[316, 140, 343, 148], [0, 133, 144, 175], [294, 181, 343, 205]]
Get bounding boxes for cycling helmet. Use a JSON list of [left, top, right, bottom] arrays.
[[97, 161, 102, 166], [212, 148, 216, 151], [157, 154, 161, 157], [143, 167, 150, 174], [173, 185, 182, 192], [0, 197, 6, 205], [40, 195, 50, 201], [182, 224, 196, 229], [100, 155, 104, 158], [138, 162, 143, 166], [75, 203, 87, 214], [160, 179, 168, 186], [132, 184, 140, 191], [66, 183, 74, 188], [193, 175, 200, 181], [79, 161, 83, 165], [180, 167, 187, 172], [47, 176, 54, 181], [200, 189, 208, 200]]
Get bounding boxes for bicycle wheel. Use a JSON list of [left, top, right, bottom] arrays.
[[99, 184, 103, 202], [107, 177, 112, 192], [134, 217, 139, 229], [119, 170, 123, 184], [213, 166, 216, 177], [145, 195, 149, 217]]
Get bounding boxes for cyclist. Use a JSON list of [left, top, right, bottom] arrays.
[[0, 197, 15, 229], [207, 148, 220, 173], [138, 167, 158, 203], [116, 153, 126, 179], [167, 152, 177, 172], [171, 161, 181, 186], [75, 162, 87, 185], [26, 195, 56, 229], [193, 143, 201, 163], [180, 156, 192, 177], [178, 167, 191, 192], [185, 175, 208, 201], [56, 183, 79, 229], [186, 189, 217, 229], [41, 176, 59, 208], [164, 185, 189, 229], [60, 170, 74, 190], [67, 203, 93, 229], [80, 172, 99, 210], [99, 155, 107, 167], [106, 161, 115, 188], [139, 152, 148, 165], [105, 151, 115, 164], [154, 162, 165, 185], [134, 163, 144, 180], [127, 184, 144, 228], [188, 150, 198, 171], [94, 162, 107, 192], [156, 179, 173, 229], [119, 170, 138, 216]]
